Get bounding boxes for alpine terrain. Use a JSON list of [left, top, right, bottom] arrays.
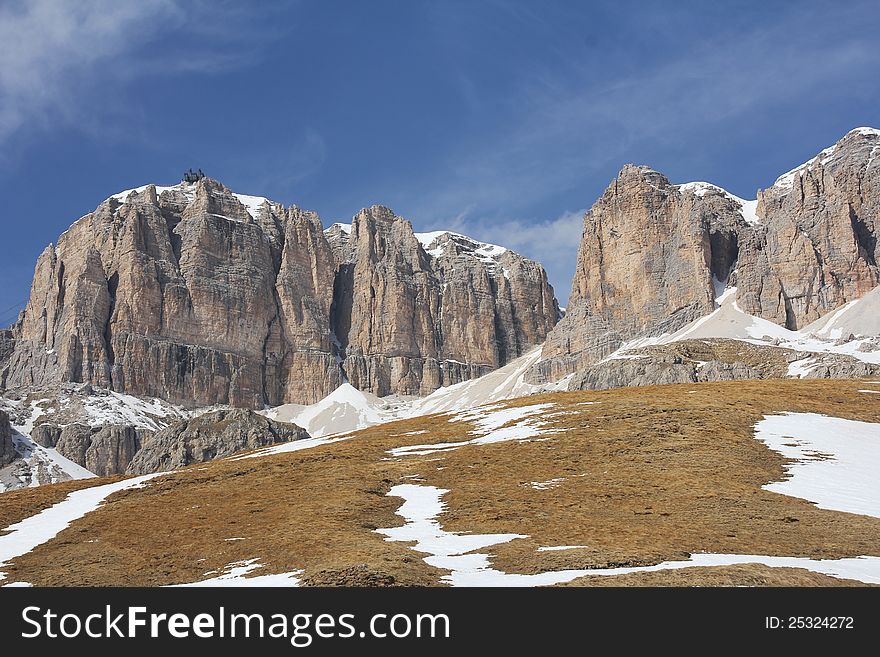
[[1, 127, 879, 588]]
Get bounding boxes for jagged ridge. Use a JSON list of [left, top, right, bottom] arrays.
[[1, 179, 559, 407]]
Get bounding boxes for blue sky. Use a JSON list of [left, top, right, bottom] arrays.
[[1, 0, 879, 323]]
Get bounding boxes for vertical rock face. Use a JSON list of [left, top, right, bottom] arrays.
[[736, 128, 880, 328], [534, 166, 746, 380], [268, 207, 342, 406], [0, 410, 15, 467], [533, 127, 880, 380], [2, 180, 558, 406], [331, 207, 559, 396]]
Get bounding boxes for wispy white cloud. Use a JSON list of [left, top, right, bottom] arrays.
[[421, 17, 879, 222], [0, 0, 279, 144]]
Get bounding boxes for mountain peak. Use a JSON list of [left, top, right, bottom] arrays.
[[772, 126, 880, 191]]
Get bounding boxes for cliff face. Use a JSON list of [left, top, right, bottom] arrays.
[[2, 179, 558, 406], [534, 128, 880, 380], [534, 166, 747, 380], [737, 128, 880, 327], [330, 208, 559, 396]]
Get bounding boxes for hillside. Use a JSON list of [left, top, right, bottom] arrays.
[[2, 378, 879, 587]]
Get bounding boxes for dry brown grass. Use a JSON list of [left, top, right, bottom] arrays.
[[0, 476, 123, 533], [2, 378, 879, 586]]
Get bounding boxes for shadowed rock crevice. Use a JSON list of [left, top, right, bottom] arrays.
[[709, 229, 739, 283], [850, 205, 877, 268]]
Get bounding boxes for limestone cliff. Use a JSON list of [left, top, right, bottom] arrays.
[[533, 127, 880, 380], [1, 179, 558, 406]]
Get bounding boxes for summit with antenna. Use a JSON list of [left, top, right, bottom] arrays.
[[183, 168, 205, 183]]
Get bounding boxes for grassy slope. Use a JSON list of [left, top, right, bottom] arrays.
[[1, 379, 879, 586]]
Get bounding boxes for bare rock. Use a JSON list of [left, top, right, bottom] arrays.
[[566, 338, 880, 391], [31, 423, 62, 448], [536, 166, 744, 379], [534, 128, 880, 382], [0, 409, 15, 467], [568, 357, 697, 391], [126, 409, 309, 475], [85, 425, 143, 477], [53, 423, 146, 475], [737, 129, 880, 328], [3, 181, 558, 406]]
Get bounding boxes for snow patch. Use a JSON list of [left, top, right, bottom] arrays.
[[754, 413, 880, 518], [378, 484, 880, 586], [414, 230, 508, 264], [172, 559, 301, 587], [528, 478, 564, 491], [233, 193, 271, 220], [537, 545, 591, 552], [678, 181, 760, 225], [324, 222, 351, 235], [263, 383, 388, 438], [0, 474, 162, 578], [235, 435, 351, 460], [389, 403, 558, 458], [786, 358, 816, 378]]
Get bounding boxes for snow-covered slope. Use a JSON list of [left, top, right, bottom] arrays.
[[0, 390, 195, 491], [264, 383, 398, 438], [607, 284, 880, 366], [771, 127, 880, 192], [802, 286, 880, 339], [407, 348, 559, 416], [261, 348, 566, 438], [414, 230, 508, 262], [677, 181, 760, 225]]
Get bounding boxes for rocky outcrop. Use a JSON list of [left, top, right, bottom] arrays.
[[333, 208, 559, 396], [54, 423, 146, 476], [567, 339, 880, 391], [31, 423, 62, 447], [85, 426, 143, 476], [126, 409, 308, 474], [2, 180, 558, 406], [534, 128, 880, 380], [54, 424, 95, 467], [0, 330, 14, 365], [0, 410, 15, 467]]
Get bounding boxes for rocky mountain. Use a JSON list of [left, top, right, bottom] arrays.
[[0, 179, 559, 408], [533, 127, 880, 381]]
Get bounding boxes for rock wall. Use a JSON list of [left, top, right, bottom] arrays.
[[533, 128, 880, 380], [2, 180, 559, 406], [737, 128, 880, 327]]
